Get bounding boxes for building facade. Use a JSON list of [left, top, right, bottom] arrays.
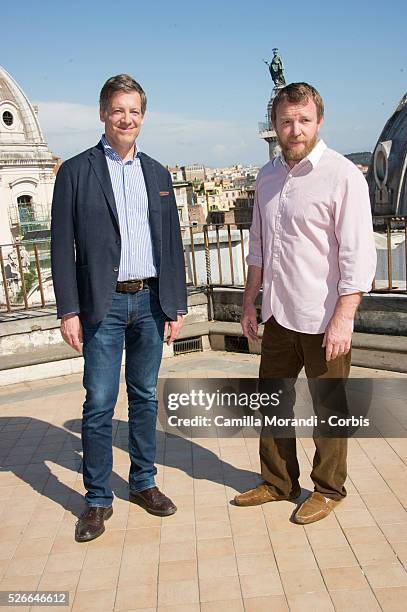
[[0, 66, 56, 246], [233, 187, 255, 228], [366, 92, 407, 216], [184, 164, 206, 182], [172, 180, 195, 235]]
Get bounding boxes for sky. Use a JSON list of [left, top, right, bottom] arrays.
[[1, 0, 406, 166]]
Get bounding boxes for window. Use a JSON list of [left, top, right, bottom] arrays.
[[2, 110, 13, 126], [17, 195, 34, 223]]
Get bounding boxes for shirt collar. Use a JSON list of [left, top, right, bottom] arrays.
[[100, 134, 141, 161], [274, 138, 326, 170], [306, 139, 326, 167]]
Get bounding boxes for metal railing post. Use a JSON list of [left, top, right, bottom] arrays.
[[33, 244, 46, 307], [189, 226, 198, 287], [203, 224, 214, 320], [15, 244, 29, 309], [405, 218, 407, 292], [239, 227, 246, 285], [227, 224, 235, 286], [0, 246, 11, 312], [215, 225, 222, 285], [386, 219, 393, 290]]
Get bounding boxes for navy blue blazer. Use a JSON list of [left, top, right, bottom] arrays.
[[51, 142, 187, 324]]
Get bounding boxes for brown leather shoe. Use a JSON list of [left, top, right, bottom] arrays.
[[234, 483, 301, 507], [293, 492, 340, 524], [75, 506, 113, 542], [129, 486, 177, 516]]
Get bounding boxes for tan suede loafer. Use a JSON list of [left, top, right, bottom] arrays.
[[293, 491, 340, 524], [234, 483, 301, 507]]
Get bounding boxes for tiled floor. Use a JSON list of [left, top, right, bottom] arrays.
[[0, 352, 407, 611]]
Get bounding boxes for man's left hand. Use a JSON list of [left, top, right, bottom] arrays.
[[322, 314, 353, 361], [164, 314, 184, 345]]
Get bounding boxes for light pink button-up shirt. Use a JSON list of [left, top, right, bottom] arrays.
[[247, 140, 377, 334]]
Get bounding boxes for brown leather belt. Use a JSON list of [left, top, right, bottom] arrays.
[[116, 279, 148, 293]]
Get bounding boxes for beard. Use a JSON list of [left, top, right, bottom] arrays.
[[278, 133, 318, 162]]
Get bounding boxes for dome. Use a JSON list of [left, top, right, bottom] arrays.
[[0, 65, 45, 146], [367, 93, 407, 216]]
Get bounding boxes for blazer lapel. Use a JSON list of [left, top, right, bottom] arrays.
[[139, 153, 162, 269], [89, 143, 120, 230]]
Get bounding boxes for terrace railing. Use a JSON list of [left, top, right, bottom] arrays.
[[1, 218, 406, 314]]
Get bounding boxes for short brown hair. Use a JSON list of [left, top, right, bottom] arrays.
[[99, 74, 147, 114], [271, 82, 324, 126]]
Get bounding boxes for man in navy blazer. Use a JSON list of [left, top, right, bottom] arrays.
[[51, 74, 187, 542]]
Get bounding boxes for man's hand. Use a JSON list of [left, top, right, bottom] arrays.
[[323, 314, 353, 361], [240, 265, 262, 342], [323, 293, 361, 361], [60, 314, 83, 353], [241, 302, 258, 342], [164, 314, 184, 345]]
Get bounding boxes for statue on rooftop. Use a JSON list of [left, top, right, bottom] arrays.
[[263, 49, 286, 88]]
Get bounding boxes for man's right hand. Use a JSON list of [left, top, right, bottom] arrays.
[[241, 303, 258, 342], [60, 314, 83, 353]]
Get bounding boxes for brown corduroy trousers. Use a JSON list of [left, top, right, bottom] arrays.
[[259, 316, 351, 501]]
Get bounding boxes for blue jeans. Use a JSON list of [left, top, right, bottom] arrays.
[[81, 280, 166, 507]]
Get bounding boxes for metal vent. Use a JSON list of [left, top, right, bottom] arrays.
[[173, 336, 203, 355], [225, 335, 250, 353]]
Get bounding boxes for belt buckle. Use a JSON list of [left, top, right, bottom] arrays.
[[116, 279, 144, 293], [127, 279, 144, 292]]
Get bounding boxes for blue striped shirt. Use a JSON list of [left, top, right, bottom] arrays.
[[101, 135, 158, 281]]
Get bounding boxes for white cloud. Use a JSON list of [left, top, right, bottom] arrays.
[[34, 101, 266, 166], [34, 101, 102, 158]]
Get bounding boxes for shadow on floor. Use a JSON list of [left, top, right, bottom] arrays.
[[0, 416, 260, 517]]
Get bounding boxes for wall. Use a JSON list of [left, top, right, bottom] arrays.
[[211, 289, 407, 336]]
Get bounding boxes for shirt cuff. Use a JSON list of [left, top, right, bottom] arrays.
[[246, 255, 263, 268], [338, 282, 372, 295]]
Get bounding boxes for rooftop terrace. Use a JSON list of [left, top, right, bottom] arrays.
[[1, 351, 407, 611]]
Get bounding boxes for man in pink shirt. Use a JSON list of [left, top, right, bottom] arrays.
[[234, 82, 376, 523]]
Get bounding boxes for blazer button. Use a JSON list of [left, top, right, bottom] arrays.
[[113, 267, 119, 272]]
